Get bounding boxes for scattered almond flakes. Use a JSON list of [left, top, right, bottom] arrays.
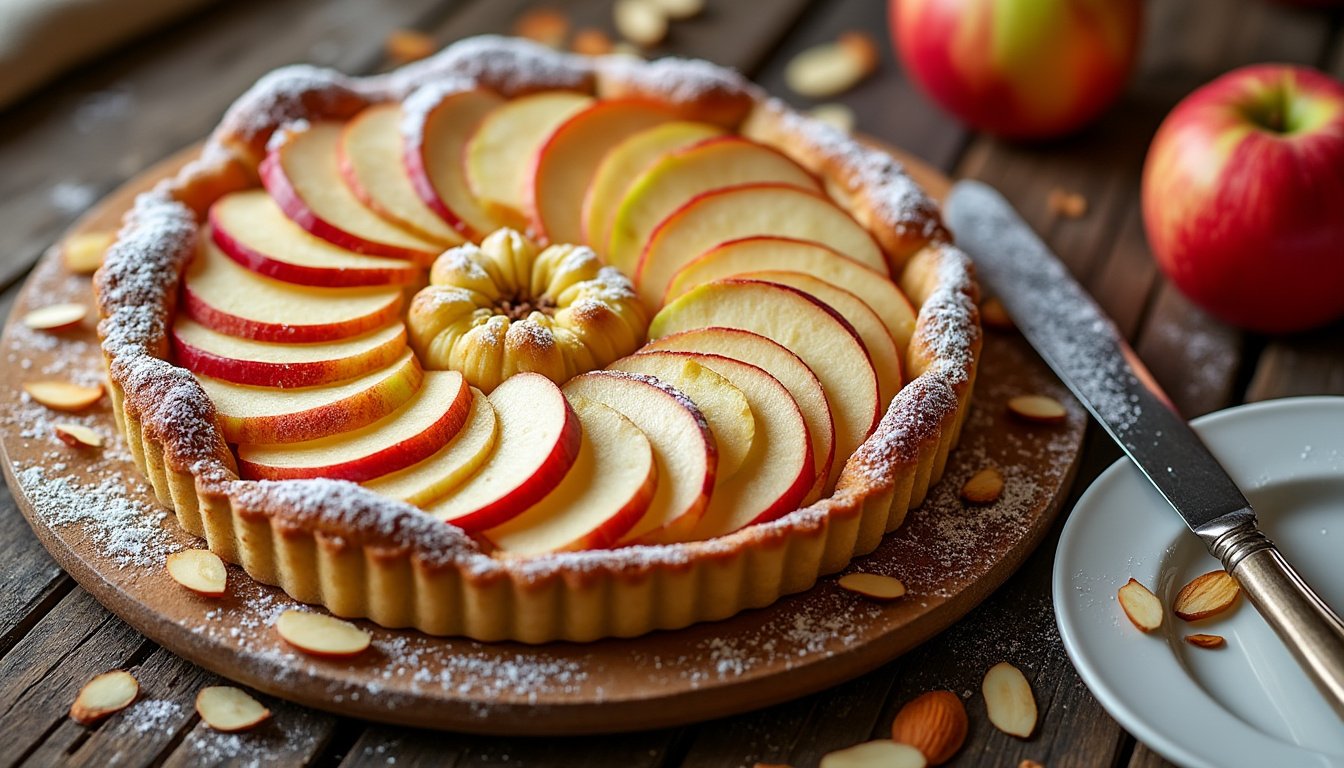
[[614, 0, 668, 47], [24, 379, 104, 412], [1185, 633, 1226, 649], [1117, 578, 1163, 633], [838, 572, 907, 601], [167, 549, 228, 598], [71, 670, 139, 725], [821, 740, 927, 768], [1007, 394, 1067, 424], [384, 29, 435, 65], [808, 102, 856, 134], [1047, 187, 1087, 219], [23, 302, 88, 332], [276, 609, 371, 658], [960, 466, 1004, 505], [571, 28, 615, 56], [195, 686, 270, 732], [53, 422, 102, 448], [513, 7, 570, 48], [785, 33, 880, 98], [1173, 570, 1241, 621], [63, 231, 115, 275], [983, 662, 1037, 738]]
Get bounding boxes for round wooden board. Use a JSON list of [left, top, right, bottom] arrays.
[[0, 143, 1084, 735]]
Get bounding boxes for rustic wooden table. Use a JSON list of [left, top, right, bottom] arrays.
[[0, 1, 1340, 765]]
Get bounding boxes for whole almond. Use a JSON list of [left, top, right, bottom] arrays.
[[891, 690, 967, 765], [1117, 578, 1163, 633], [960, 466, 1004, 504], [1184, 633, 1226, 649], [982, 662, 1037, 739], [1173, 570, 1240, 621]]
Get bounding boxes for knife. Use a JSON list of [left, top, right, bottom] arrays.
[[945, 180, 1344, 719]]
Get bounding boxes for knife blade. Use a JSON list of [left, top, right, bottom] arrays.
[[945, 179, 1344, 719]]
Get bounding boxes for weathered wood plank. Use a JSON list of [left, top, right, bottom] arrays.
[[160, 684, 339, 768], [0, 476, 71, 660], [0, 0, 449, 294], [1127, 743, 1178, 768], [1245, 323, 1344, 402]]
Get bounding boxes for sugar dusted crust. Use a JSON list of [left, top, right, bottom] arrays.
[[95, 36, 981, 642]]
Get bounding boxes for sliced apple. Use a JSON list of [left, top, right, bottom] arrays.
[[426, 373, 581, 531], [485, 397, 657, 555], [665, 237, 917, 352], [209, 190, 419, 287], [171, 319, 408, 389], [237, 371, 470, 482], [196, 350, 422, 444], [262, 122, 440, 262], [583, 120, 724, 254], [650, 279, 878, 491], [404, 87, 505, 240], [738, 270, 903, 408], [635, 183, 889, 308], [563, 371, 716, 544], [182, 237, 403, 343], [338, 103, 465, 246], [662, 353, 813, 539], [607, 136, 820, 277], [526, 99, 672, 245], [645, 327, 834, 502], [363, 388, 498, 506], [463, 91, 593, 230], [607, 352, 755, 480]]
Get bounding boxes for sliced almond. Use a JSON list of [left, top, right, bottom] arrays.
[[53, 422, 103, 448], [572, 28, 615, 56], [195, 686, 270, 732], [650, 0, 704, 20], [23, 303, 88, 332], [384, 29, 435, 64], [1007, 395, 1067, 424], [1184, 633, 1226, 649], [70, 669, 139, 725], [960, 466, 1004, 505], [838, 572, 907, 601], [614, 0, 668, 47], [982, 662, 1037, 739], [275, 609, 371, 658], [513, 8, 570, 48], [820, 740, 927, 768], [1117, 578, 1163, 633], [808, 103, 856, 134], [980, 298, 1014, 331], [63, 231, 115, 275], [785, 34, 879, 99], [1047, 188, 1088, 219], [24, 380, 104, 412], [166, 549, 228, 598], [891, 690, 967, 765], [1173, 570, 1241, 621]]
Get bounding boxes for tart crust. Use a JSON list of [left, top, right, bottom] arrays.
[[95, 36, 981, 643]]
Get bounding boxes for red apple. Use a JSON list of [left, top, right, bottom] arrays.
[[892, 0, 1141, 139], [1142, 64, 1344, 333]]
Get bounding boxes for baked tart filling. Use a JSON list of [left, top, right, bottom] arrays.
[[95, 36, 981, 641]]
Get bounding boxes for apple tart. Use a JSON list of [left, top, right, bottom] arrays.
[[94, 36, 981, 642]]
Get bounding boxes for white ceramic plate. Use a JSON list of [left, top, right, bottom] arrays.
[[1055, 396, 1344, 768]]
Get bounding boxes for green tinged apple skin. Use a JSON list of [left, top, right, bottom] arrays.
[[1142, 64, 1344, 333]]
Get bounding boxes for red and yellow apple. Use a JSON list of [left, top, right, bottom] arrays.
[[1142, 64, 1344, 333], [892, 0, 1142, 139]]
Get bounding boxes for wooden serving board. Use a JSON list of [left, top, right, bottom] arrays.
[[0, 144, 1084, 735]]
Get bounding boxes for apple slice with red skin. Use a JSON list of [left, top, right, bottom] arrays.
[[645, 327, 834, 503], [183, 236, 403, 343], [736, 270, 904, 408], [209, 191, 419, 288], [237, 371, 471, 482], [196, 350, 423, 444], [484, 397, 657, 555], [563, 370, 717, 544], [583, 120, 724, 254], [171, 318, 407, 389], [634, 183, 889, 307], [338, 103, 465, 247], [260, 122, 440, 262], [526, 99, 674, 245], [606, 136, 820, 278], [463, 91, 593, 230], [403, 87, 504, 240], [666, 236, 917, 352], [650, 279, 878, 492], [606, 352, 755, 481], [426, 373, 582, 531], [656, 352, 813, 539], [363, 387, 498, 506]]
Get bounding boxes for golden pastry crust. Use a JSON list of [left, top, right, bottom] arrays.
[[409, 229, 647, 392], [95, 36, 982, 642]]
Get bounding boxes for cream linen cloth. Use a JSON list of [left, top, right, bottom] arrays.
[[0, 0, 214, 109]]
